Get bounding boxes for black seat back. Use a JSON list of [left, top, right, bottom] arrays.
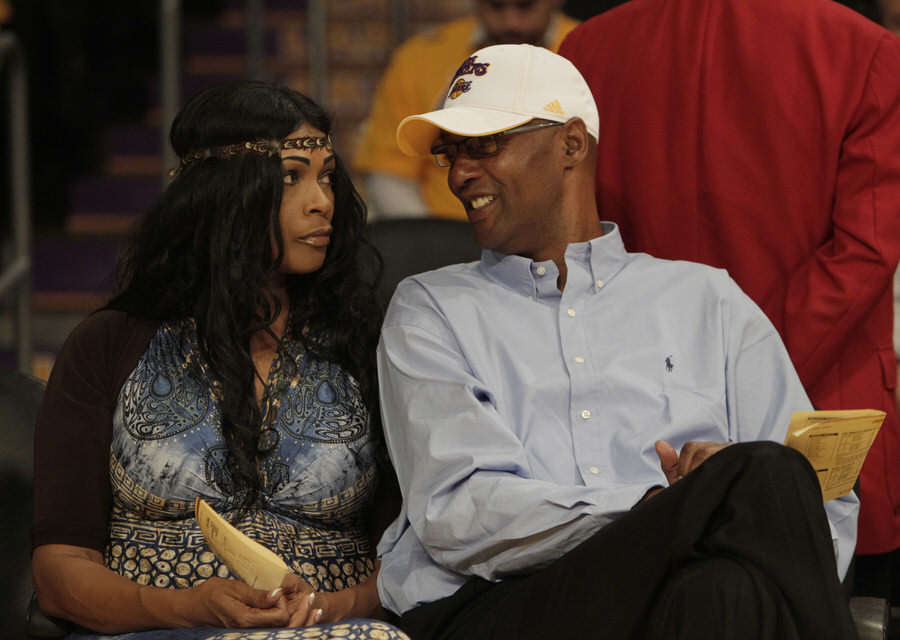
[[0, 369, 46, 639], [362, 218, 482, 310]]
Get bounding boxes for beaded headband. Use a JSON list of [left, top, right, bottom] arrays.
[[167, 134, 333, 176]]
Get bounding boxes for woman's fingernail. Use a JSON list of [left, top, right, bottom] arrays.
[[269, 588, 283, 599], [308, 592, 316, 606], [315, 608, 323, 622]]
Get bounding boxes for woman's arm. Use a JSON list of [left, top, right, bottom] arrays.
[[33, 544, 295, 633], [285, 560, 388, 625], [285, 473, 401, 626]]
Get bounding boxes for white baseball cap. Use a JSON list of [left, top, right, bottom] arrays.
[[396, 43, 600, 157]]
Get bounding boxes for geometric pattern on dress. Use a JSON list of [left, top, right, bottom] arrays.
[[106, 318, 383, 603], [105, 501, 377, 593], [119, 324, 211, 441], [276, 360, 369, 444], [286, 466, 377, 527], [110, 455, 378, 527], [110, 455, 193, 518], [67, 620, 411, 639]]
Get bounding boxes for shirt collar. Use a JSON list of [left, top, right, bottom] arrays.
[[479, 222, 629, 298]]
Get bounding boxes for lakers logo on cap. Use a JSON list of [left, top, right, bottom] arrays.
[[446, 56, 491, 100], [451, 56, 491, 82], [544, 99, 565, 115], [449, 78, 473, 100]]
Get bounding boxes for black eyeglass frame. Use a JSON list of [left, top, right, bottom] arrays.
[[430, 120, 564, 167]]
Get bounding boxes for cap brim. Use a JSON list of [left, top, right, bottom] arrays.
[[396, 107, 534, 157]]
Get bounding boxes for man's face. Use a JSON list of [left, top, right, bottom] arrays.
[[880, 0, 900, 36], [443, 122, 568, 259], [477, 0, 556, 46]]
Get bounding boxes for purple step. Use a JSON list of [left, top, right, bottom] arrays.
[[0, 351, 63, 380], [103, 124, 161, 158], [67, 176, 161, 233], [184, 25, 280, 57], [145, 73, 296, 109], [69, 175, 161, 216], [32, 236, 123, 296], [31, 235, 123, 313], [218, 0, 308, 10], [102, 124, 164, 176]]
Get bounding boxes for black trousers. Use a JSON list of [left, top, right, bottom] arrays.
[[400, 442, 858, 640]]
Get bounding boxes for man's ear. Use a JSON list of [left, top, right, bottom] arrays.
[[561, 118, 590, 167]]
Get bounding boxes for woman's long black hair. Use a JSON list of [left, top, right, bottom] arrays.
[[107, 81, 383, 509]]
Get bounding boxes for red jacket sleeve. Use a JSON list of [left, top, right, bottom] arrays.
[[764, 33, 900, 389]]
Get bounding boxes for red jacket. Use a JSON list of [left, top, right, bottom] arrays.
[[561, 0, 900, 554]]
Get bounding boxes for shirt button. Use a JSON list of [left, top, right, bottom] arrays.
[[574, 356, 585, 364], [581, 409, 591, 419], [589, 466, 600, 475], [596, 280, 604, 288], [567, 308, 576, 317], [536, 266, 547, 276]]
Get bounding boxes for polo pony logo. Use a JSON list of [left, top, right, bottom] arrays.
[[447, 56, 491, 100]]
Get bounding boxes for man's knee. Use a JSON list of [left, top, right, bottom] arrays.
[[719, 440, 805, 467], [709, 441, 818, 493], [649, 557, 794, 640]]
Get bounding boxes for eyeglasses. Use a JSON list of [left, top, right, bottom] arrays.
[[430, 121, 563, 167]]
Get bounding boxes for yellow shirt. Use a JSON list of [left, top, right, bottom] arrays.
[[353, 14, 580, 220], [0, 0, 13, 23]]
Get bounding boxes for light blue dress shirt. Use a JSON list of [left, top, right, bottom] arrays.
[[376, 222, 859, 615]]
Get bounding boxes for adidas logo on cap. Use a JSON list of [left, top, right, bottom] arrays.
[[543, 100, 565, 115]]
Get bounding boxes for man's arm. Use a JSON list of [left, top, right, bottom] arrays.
[[764, 33, 900, 390], [377, 288, 653, 581], [724, 284, 860, 579]]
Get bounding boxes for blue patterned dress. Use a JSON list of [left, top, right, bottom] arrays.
[[67, 319, 407, 640]]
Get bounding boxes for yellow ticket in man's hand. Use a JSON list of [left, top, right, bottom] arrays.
[[783, 409, 885, 502]]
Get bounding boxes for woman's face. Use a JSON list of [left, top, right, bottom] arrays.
[[275, 123, 335, 276]]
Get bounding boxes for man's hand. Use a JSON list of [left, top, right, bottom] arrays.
[[655, 440, 731, 485]]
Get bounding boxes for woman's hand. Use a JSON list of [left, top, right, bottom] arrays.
[[284, 586, 348, 626], [33, 544, 295, 632], [33, 544, 387, 632], [188, 577, 292, 628], [279, 563, 387, 626], [280, 574, 322, 626]]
